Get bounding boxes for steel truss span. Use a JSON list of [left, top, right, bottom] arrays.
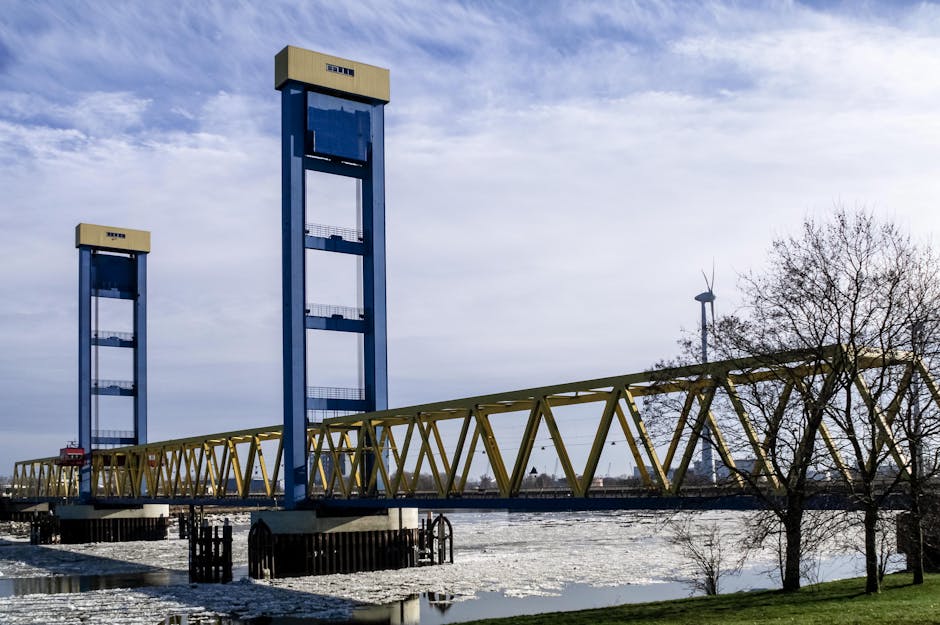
[[13, 345, 939, 508]]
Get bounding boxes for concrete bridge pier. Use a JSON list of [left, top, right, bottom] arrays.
[[54, 504, 169, 544], [0, 501, 49, 521], [248, 508, 421, 579]]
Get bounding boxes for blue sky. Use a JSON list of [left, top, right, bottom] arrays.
[[3, 1, 940, 470]]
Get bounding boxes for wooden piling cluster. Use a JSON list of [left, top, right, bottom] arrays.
[[60, 516, 168, 543], [30, 515, 168, 544], [29, 515, 59, 545], [178, 507, 205, 539], [188, 520, 233, 583]]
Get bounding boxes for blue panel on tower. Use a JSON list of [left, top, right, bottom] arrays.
[[307, 92, 370, 162], [91, 254, 136, 294]]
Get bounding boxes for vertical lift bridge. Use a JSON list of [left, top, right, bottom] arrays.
[[76, 223, 150, 501], [276, 46, 391, 507]]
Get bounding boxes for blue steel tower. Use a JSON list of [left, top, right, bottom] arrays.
[[275, 46, 390, 508], [76, 224, 150, 500]]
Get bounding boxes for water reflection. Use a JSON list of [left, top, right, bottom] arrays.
[[349, 596, 420, 624], [156, 597, 425, 625], [424, 592, 456, 615], [156, 595, 441, 625], [159, 617, 239, 625], [0, 569, 188, 597], [220, 587, 690, 625]]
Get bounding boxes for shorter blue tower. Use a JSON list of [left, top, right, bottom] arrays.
[[76, 223, 150, 500]]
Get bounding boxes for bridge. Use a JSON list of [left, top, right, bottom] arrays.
[[9, 45, 936, 583], [11, 49, 932, 515], [12, 343, 934, 511]]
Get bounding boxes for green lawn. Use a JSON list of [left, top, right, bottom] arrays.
[[464, 574, 940, 625]]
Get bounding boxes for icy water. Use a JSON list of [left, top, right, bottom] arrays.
[[0, 511, 892, 625]]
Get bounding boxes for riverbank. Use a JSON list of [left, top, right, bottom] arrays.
[[464, 573, 940, 625]]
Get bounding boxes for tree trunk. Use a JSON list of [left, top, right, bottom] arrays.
[[782, 505, 803, 592], [864, 506, 880, 594], [910, 516, 925, 585], [909, 491, 925, 585], [908, 438, 925, 585]]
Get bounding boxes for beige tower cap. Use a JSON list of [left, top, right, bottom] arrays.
[[75, 223, 150, 253], [275, 46, 390, 103]]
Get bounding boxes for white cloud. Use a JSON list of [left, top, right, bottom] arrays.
[[68, 92, 151, 135]]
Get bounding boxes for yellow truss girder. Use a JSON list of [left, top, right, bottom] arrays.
[[11, 345, 939, 502]]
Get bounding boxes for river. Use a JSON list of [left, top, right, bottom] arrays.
[[0, 510, 899, 624]]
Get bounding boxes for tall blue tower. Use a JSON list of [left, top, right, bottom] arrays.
[[275, 46, 390, 508], [76, 223, 150, 500]]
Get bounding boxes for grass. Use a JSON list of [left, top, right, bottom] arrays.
[[464, 574, 940, 625]]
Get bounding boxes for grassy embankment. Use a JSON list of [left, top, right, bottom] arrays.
[[466, 573, 940, 625]]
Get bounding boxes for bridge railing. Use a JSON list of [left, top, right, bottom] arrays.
[[305, 303, 365, 320], [11, 345, 939, 504], [306, 386, 365, 400], [92, 379, 135, 390], [304, 223, 363, 243], [92, 330, 134, 341]]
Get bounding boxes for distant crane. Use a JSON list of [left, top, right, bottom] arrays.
[[694, 267, 717, 482]]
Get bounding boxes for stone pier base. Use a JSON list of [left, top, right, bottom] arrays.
[[248, 508, 420, 578]]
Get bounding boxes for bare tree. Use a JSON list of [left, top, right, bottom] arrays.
[[727, 210, 940, 593], [838, 510, 902, 586], [653, 209, 940, 593], [744, 509, 846, 588], [649, 318, 850, 592], [893, 317, 940, 585], [667, 514, 743, 595]]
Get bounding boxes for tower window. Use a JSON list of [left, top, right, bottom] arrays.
[[326, 63, 355, 77]]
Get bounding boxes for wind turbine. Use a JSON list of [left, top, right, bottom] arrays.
[[694, 267, 716, 363], [694, 267, 717, 481]]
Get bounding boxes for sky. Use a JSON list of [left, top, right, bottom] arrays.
[[3, 0, 940, 469]]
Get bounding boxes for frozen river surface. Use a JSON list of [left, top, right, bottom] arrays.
[[0, 510, 873, 625]]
